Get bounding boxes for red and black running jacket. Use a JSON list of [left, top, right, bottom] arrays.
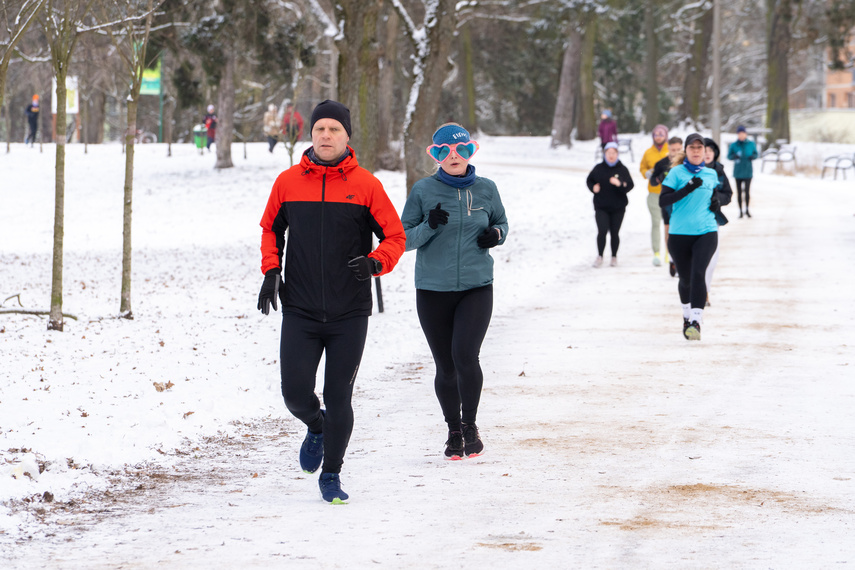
[[260, 147, 405, 322]]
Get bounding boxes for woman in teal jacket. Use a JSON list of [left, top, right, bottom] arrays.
[[401, 123, 508, 461], [726, 125, 758, 218]]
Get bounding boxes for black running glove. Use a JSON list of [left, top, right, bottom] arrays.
[[427, 203, 449, 229], [477, 228, 501, 249], [709, 192, 721, 213], [348, 256, 382, 281], [257, 269, 281, 315], [683, 176, 703, 193]]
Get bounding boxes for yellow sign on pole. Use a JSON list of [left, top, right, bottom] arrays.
[[140, 60, 161, 96]]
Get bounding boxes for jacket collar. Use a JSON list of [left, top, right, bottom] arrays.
[[300, 145, 359, 173]]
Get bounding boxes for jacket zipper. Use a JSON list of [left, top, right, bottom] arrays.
[[457, 188, 463, 289], [321, 171, 327, 322]]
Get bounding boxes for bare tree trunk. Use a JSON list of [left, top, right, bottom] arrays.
[[49, 67, 68, 331], [376, 7, 398, 166], [766, 0, 791, 143], [644, 0, 659, 131], [550, 24, 582, 148], [576, 15, 598, 141], [215, 53, 235, 169], [120, 99, 137, 317], [680, 8, 713, 125], [403, 0, 455, 193], [163, 50, 174, 157], [460, 21, 477, 132], [336, 0, 381, 172]]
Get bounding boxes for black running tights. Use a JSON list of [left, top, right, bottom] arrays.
[[735, 178, 751, 211], [668, 232, 718, 309], [595, 208, 626, 257], [280, 314, 368, 474], [416, 285, 493, 427]]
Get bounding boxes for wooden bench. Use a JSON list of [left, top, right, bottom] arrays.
[[760, 142, 797, 172], [821, 152, 855, 180], [595, 138, 634, 162]]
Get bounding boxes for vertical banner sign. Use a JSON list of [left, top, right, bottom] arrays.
[[140, 60, 162, 96], [51, 76, 80, 114]]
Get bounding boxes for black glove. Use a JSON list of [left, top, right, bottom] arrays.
[[427, 202, 449, 229], [257, 269, 281, 315], [710, 192, 721, 213], [477, 228, 500, 249], [683, 177, 703, 193], [348, 256, 382, 281]]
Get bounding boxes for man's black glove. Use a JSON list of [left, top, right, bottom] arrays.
[[477, 228, 501, 249], [710, 192, 721, 213], [348, 256, 382, 281], [257, 269, 281, 315], [428, 202, 449, 229], [683, 177, 703, 193]]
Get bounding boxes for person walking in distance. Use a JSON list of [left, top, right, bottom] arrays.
[[25, 95, 40, 146], [586, 141, 634, 267], [659, 133, 720, 340], [257, 100, 406, 503], [726, 125, 758, 218], [281, 103, 304, 144], [203, 104, 217, 151], [650, 136, 684, 277], [639, 124, 670, 266], [401, 123, 508, 461], [263, 104, 280, 152], [598, 109, 618, 149]]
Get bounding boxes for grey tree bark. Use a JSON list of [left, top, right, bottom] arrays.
[[214, 53, 235, 169], [765, 0, 791, 143], [576, 15, 597, 141], [680, 8, 713, 125], [550, 24, 583, 148], [336, 0, 381, 173], [644, 0, 659, 131]]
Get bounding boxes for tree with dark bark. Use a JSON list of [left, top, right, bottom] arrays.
[[39, 0, 99, 331], [391, 0, 456, 193], [102, 0, 163, 318]]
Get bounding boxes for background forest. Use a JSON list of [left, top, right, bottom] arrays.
[[2, 0, 855, 175]]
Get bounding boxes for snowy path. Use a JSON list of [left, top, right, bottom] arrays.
[[2, 141, 854, 568]]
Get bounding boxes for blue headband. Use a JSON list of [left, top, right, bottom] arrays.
[[432, 124, 470, 146]]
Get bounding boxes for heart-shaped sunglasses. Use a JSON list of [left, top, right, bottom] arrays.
[[425, 141, 480, 163]]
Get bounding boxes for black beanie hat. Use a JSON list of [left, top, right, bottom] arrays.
[[310, 100, 352, 137], [703, 137, 720, 162]]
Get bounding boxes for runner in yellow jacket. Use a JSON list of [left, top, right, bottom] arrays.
[[639, 124, 670, 266]]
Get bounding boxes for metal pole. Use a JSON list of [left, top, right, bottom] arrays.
[[711, 0, 722, 146]]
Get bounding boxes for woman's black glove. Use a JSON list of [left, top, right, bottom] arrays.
[[709, 192, 721, 213], [683, 177, 703, 193], [348, 256, 382, 281], [257, 269, 281, 315], [428, 203, 449, 229], [477, 228, 501, 249]]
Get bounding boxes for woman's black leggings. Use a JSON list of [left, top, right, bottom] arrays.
[[668, 232, 718, 309], [595, 208, 626, 256], [735, 178, 752, 210], [416, 285, 493, 427], [280, 313, 368, 474]]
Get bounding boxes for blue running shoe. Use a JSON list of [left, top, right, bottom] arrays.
[[299, 411, 324, 473], [319, 473, 349, 504]]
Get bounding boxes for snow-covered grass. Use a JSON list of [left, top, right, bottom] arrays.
[[1, 135, 854, 568]]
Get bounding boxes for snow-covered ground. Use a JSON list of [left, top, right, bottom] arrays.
[[1, 134, 854, 568]]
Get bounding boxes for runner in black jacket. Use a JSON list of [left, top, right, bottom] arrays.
[[585, 142, 634, 267]]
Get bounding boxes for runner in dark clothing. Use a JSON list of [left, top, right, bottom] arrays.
[[586, 141, 634, 267], [258, 100, 406, 503], [651, 136, 683, 277], [25, 95, 40, 146]]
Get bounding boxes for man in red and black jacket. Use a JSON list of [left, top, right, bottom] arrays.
[[258, 100, 405, 504]]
